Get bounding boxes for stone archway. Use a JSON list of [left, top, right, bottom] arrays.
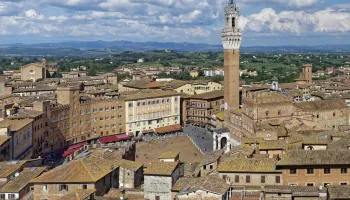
[[220, 137, 227, 150]]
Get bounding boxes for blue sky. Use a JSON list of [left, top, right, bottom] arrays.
[[0, 0, 349, 46]]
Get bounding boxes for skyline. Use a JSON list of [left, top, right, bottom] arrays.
[[0, 0, 349, 46]]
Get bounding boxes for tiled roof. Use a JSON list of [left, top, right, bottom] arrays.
[[0, 167, 46, 193], [144, 162, 179, 176], [174, 175, 230, 195], [259, 140, 286, 150], [278, 150, 350, 166], [327, 185, 350, 199], [0, 136, 10, 146], [122, 90, 179, 101], [33, 149, 143, 183], [56, 189, 96, 200], [159, 151, 179, 159], [189, 90, 223, 100], [217, 158, 277, 173], [264, 185, 327, 196], [294, 99, 347, 111], [0, 119, 33, 131], [0, 161, 27, 178]]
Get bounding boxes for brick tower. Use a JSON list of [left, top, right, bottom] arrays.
[[222, 0, 242, 119]]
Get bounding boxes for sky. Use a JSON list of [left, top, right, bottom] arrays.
[[0, 0, 349, 46]]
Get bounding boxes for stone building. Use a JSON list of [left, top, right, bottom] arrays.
[[297, 64, 313, 85], [172, 175, 232, 200], [20, 59, 48, 82], [222, 0, 242, 124], [0, 167, 46, 200], [182, 90, 224, 129], [144, 161, 184, 200], [56, 86, 126, 144], [0, 118, 33, 160], [123, 90, 180, 137], [32, 149, 143, 200], [217, 157, 283, 186], [277, 150, 350, 187]]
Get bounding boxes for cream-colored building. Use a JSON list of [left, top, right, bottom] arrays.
[[0, 119, 33, 160], [123, 90, 181, 136]]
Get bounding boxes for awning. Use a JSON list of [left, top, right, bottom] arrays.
[[117, 134, 131, 141], [98, 135, 119, 144], [67, 142, 87, 151], [142, 129, 154, 134], [62, 149, 77, 157], [155, 124, 182, 134]]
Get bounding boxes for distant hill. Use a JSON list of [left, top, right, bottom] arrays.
[[0, 40, 349, 57]]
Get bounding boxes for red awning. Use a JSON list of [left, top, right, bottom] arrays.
[[98, 135, 119, 144], [117, 134, 131, 141], [62, 149, 77, 157], [67, 142, 87, 151]]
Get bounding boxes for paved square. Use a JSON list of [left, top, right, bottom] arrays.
[[136, 136, 203, 166]]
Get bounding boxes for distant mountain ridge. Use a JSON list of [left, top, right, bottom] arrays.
[[2, 40, 350, 52]]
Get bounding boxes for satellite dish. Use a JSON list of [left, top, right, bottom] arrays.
[[224, 103, 228, 110]]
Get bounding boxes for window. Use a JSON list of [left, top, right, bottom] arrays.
[[82, 184, 87, 189], [278, 110, 281, 116], [210, 165, 213, 170], [276, 176, 281, 184], [290, 169, 297, 174], [43, 185, 47, 191], [324, 183, 331, 187], [307, 168, 314, 174], [261, 176, 265, 184], [59, 184, 68, 191], [341, 182, 348, 185], [341, 168, 348, 174], [203, 165, 206, 170], [324, 168, 331, 174], [235, 175, 239, 183], [266, 111, 269, 118], [8, 194, 15, 199], [246, 175, 250, 183], [307, 183, 314, 186]]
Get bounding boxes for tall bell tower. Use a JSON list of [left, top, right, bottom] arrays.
[[222, 0, 242, 119]]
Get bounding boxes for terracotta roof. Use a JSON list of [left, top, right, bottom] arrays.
[[33, 149, 142, 183], [217, 158, 278, 173], [294, 99, 347, 111], [0, 136, 10, 146], [214, 112, 224, 121], [57, 189, 96, 200], [122, 90, 179, 101], [278, 150, 350, 166], [174, 175, 230, 195], [327, 185, 350, 199], [144, 161, 179, 176], [189, 90, 224, 100], [0, 119, 33, 131], [264, 185, 327, 197], [259, 140, 286, 150], [8, 109, 44, 119], [0, 167, 46, 193], [0, 161, 27, 178], [159, 151, 179, 159]]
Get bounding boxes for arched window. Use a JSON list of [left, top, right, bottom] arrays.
[[232, 17, 235, 28]]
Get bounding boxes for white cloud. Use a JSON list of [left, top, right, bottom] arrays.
[[24, 9, 44, 20], [241, 8, 350, 35]]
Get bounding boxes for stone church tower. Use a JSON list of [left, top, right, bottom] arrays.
[[222, 0, 242, 121]]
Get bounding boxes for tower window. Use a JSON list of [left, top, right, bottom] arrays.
[[232, 17, 235, 28]]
